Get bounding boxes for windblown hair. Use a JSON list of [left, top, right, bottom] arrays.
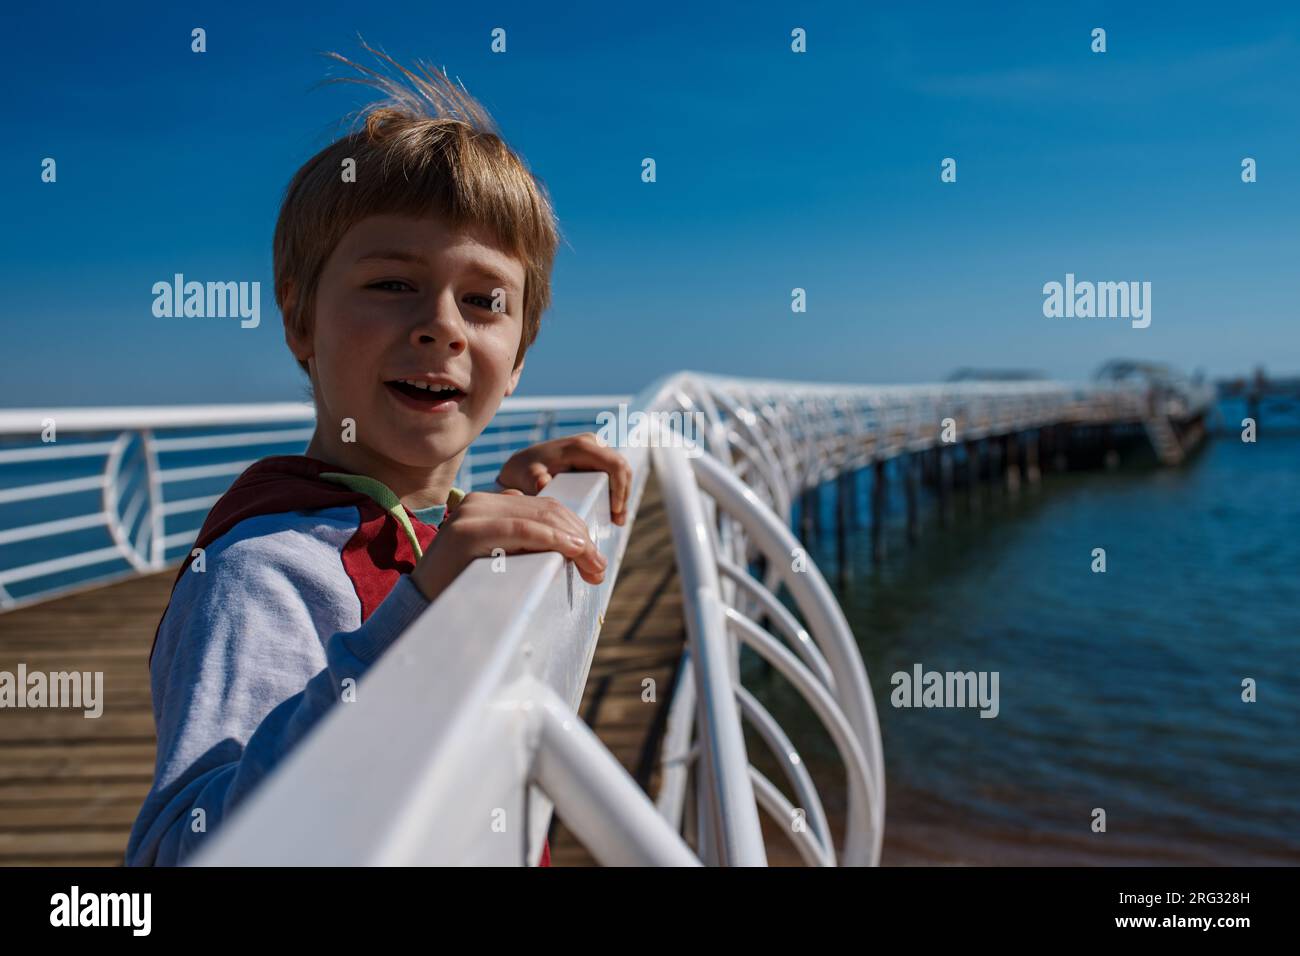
[[273, 41, 559, 371]]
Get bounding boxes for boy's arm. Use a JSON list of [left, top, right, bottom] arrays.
[[126, 516, 429, 866]]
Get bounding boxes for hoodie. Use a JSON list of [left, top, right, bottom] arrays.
[[125, 455, 551, 867]]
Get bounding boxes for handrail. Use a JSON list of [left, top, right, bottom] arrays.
[[0, 395, 632, 435]]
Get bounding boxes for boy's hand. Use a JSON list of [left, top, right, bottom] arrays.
[[497, 433, 633, 526], [410, 490, 607, 604]]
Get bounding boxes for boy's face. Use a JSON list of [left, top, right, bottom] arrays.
[[292, 214, 527, 473]]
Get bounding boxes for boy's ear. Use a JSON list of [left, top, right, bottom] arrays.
[[281, 281, 313, 362], [505, 355, 525, 397]]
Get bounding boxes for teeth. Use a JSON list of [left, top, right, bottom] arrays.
[[398, 379, 458, 395]]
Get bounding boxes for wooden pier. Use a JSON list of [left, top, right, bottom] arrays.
[[546, 476, 686, 865], [0, 573, 167, 865]]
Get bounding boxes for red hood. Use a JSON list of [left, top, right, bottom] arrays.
[[176, 456, 375, 572], [149, 455, 439, 663]]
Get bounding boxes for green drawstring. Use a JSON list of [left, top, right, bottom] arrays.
[[321, 472, 464, 561]]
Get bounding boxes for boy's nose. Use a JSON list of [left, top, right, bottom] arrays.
[[410, 294, 468, 353], [412, 330, 466, 354]]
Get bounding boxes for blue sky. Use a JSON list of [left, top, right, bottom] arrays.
[[3, 0, 1298, 405]]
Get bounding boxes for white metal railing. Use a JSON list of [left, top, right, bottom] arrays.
[[0, 396, 626, 611], [183, 371, 1213, 867]]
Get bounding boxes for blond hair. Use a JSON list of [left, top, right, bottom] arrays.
[[273, 42, 559, 371]]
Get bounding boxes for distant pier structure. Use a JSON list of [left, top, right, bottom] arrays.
[[945, 360, 1212, 467], [793, 360, 1215, 572], [1089, 359, 1211, 466]]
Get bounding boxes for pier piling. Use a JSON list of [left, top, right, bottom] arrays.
[[1004, 434, 1021, 496], [938, 445, 955, 524], [1024, 430, 1041, 487], [1053, 424, 1070, 472], [871, 458, 887, 561], [904, 454, 920, 543], [836, 472, 852, 587], [964, 440, 981, 514]]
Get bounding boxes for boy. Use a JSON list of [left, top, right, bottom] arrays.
[[125, 45, 631, 866]]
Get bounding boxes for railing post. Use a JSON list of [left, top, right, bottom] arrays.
[[653, 444, 767, 867], [530, 682, 699, 867], [142, 429, 165, 568]]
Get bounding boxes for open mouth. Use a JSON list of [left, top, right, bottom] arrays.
[[384, 378, 466, 409]]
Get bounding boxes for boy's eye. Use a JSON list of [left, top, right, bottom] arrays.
[[368, 279, 415, 292], [463, 293, 498, 311]]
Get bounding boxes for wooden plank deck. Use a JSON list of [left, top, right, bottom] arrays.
[[547, 475, 687, 865], [0, 572, 173, 865], [0, 475, 689, 866]]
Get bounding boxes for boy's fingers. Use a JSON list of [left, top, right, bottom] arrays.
[[456, 516, 605, 583], [546, 523, 606, 582], [469, 489, 584, 538], [527, 462, 551, 492], [546, 442, 632, 524], [610, 459, 632, 525], [556, 441, 619, 472], [500, 435, 632, 523], [535, 495, 592, 544], [463, 488, 605, 570]]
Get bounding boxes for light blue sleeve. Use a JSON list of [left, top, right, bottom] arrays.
[[124, 509, 430, 866]]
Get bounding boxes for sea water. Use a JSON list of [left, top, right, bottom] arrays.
[[759, 429, 1299, 864]]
